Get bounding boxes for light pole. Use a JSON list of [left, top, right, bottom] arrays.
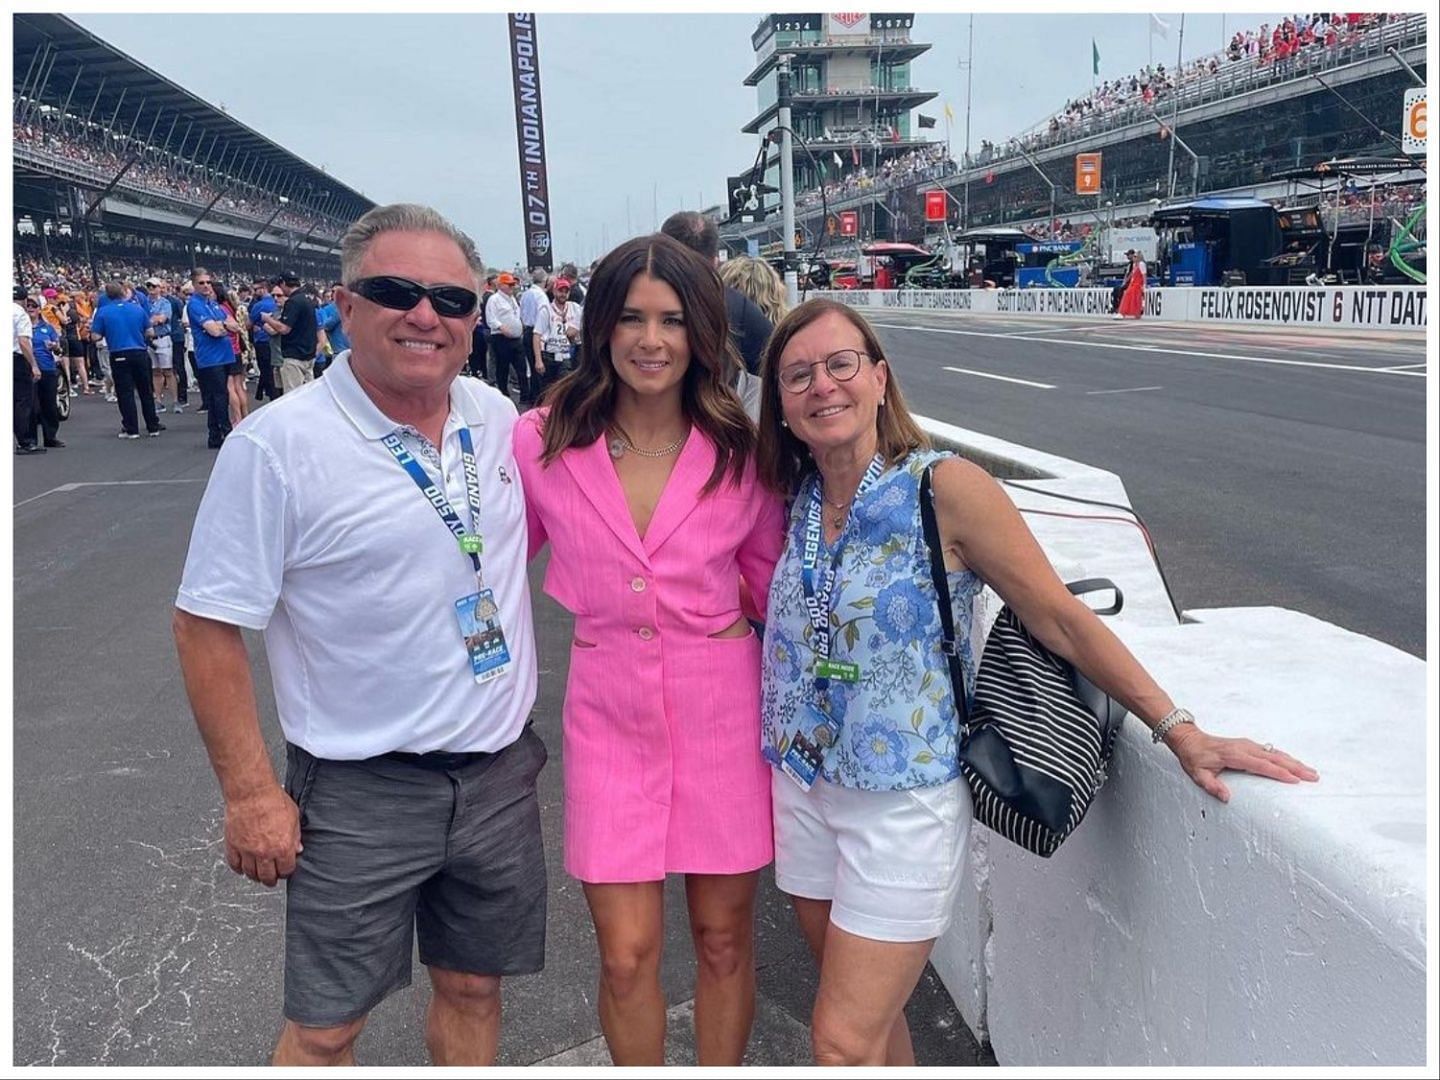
[[1165, 14, 1186, 199], [777, 53, 798, 306], [1014, 142, 1057, 237], [1151, 109, 1202, 197], [961, 14, 974, 231]]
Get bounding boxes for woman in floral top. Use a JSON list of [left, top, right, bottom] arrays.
[[754, 299, 1318, 1066]]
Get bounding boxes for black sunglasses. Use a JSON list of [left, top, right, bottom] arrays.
[[348, 276, 478, 318]]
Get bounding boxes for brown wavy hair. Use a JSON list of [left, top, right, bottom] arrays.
[[539, 233, 752, 493], [756, 298, 930, 494]]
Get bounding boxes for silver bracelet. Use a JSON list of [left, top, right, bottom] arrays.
[[1151, 707, 1196, 744]]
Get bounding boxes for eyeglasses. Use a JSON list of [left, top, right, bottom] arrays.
[[195, 279, 214, 286], [348, 276, 478, 318], [778, 349, 869, 393]]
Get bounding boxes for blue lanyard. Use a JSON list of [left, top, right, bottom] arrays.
[[800, 454, 885, 685], [381, 427, 486, 581]]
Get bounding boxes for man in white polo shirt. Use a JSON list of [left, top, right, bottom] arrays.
[[173, 204, 543, 1066]]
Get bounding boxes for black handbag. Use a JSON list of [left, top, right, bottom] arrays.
[[920, 466, 1127, 857]]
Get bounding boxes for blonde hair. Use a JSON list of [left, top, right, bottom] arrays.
[[719, 255, 787, 326]]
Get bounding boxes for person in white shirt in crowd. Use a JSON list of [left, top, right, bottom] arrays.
[[484, 272, 526, 405], [173, 203, 545, 1066], [517, 269, 549, 408], [14, 284, 42, 455], [530, 276, 581, 398]]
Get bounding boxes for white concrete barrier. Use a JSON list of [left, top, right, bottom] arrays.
[[811, 285, 1428, 331], [917, 415, 1428, 1066]]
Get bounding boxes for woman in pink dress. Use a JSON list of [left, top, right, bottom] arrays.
[[1117, 248, 1147, 318], [512, 233, 784, 1065]]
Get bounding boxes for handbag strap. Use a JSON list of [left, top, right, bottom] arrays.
[[919, 464, 970, 732], [1066, 578, 1124, 616], [920, 467, 1126, 734]]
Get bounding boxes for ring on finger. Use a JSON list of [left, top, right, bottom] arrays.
[[1262, 742, 1275, 753]]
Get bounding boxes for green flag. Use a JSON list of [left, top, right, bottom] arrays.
[[1092, 40, 1100, 76]]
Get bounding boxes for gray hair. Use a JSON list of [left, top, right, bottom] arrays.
[[531, 268, 547, 285], [339, 203, 484, 286]]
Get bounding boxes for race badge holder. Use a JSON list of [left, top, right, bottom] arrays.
[[778, 455, 885, 792], [382, 428, 514, 683]]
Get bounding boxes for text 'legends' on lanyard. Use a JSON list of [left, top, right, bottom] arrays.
[[800, 453, 885, 698], [382, 428, 487, 583]]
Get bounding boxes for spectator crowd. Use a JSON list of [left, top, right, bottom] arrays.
[[13, 121, 347, 241], [968, 12, 1413, 170], [800, 142, 956, 209]]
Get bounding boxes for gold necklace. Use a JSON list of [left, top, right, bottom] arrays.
[[822, 490, 854, 530], [608, 426, 686, 460]]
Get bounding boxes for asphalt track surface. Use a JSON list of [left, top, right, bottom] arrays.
[[10, 315, 1425, 1065], [862, 310, 1428, 658]]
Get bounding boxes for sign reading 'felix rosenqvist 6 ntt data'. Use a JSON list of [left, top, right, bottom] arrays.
[[813, 286, 1427, 331]]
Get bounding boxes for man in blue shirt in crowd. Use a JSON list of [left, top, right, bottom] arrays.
[[314, 282, 348, 378], [22, 296, 65, 449], [249, 276, 280, 401], [166, 279, 189, 410], [89, 281, 163, 439], [187, 266, 244, 448]]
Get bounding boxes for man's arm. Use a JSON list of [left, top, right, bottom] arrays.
[[173, 609, 301, 887], [19, 332, 39, 379], [261, 311, 291, 335]]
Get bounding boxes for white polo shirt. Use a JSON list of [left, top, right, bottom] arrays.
[[176, 351, 537, 759]]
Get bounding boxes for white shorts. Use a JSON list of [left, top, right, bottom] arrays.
[[150, 337, 173, 370], [772, 770, 972, 943]]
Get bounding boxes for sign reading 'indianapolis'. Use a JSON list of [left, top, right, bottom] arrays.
[[508, 14, 555, 270]]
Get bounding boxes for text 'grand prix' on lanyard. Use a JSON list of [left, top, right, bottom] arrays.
[[801, 453, 885, 703], [381, 427, 487, 582]]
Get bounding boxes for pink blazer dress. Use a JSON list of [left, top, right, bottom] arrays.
[[513, 409, 784, 883]]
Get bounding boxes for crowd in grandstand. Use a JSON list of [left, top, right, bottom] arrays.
[[14, 121, 344, 240], [800, 142, 956, 209], [791, 14, 1412, 217], [986, 12, 1412, 166]]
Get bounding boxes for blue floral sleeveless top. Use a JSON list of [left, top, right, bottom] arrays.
[[761, 450, 983, 791]]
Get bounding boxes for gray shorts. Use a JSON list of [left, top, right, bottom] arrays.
[[282, 727, 548, 1028]]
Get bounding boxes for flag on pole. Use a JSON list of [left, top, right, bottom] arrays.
[[832, 151, 843, 168], [852, 145, 860, 166], [944, 101, 955, 123], [1149, 14, 1171, 39], [918, 113, 937, 129], [1092, 40, 1100, 76]]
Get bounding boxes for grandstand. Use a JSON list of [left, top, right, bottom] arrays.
[[12, 13, 374, 289], [721, 12, 1426, 256]]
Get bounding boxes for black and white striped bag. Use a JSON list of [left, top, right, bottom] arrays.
[[920, 467, 1127, 857]]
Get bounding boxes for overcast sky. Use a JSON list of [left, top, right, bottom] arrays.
[[72, 9, 1294, 269]]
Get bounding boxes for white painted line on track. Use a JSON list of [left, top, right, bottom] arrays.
[[1003, 324, 1110, 337], [1086, 385, 1164, 395], [1374, 363, 1429, 372], [873, 322, 1427, 377], [942, 366, 1055, 389], [14, 478, 206, 510]]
